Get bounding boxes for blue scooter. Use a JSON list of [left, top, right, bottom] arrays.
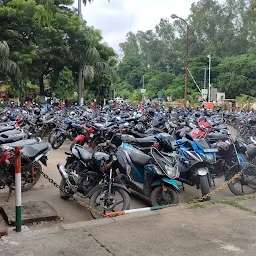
[[116, 142, 181, 206]]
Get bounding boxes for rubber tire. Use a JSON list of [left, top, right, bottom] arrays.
[[200, 175, 211, 200], [89, 187, 130, 219], [51, 135, 66, 149], [59, 179, 71, 199], [21, 162, 42, 192], [225, 168, 256, 196], [48, 130, 58, 143], [150, 185, 179, 206]]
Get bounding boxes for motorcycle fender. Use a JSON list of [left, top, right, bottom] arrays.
[[74, 135, 85, 143], [151, 178, 181, 192], [85, 182, 130, 198], [195, 167, 209, 176], [57, 130, 64, 137]]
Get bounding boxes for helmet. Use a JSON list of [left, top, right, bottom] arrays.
[[34, 108, 41, 116], [70, 111, 76, 117], [134, 123, 145, 133]]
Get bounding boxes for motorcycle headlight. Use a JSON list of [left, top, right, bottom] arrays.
[[165, 165, 179, 178]]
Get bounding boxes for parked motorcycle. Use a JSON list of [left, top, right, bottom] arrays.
[[57, 137, 130, 219]]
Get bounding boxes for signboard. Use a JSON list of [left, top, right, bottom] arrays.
[[201, 89, 208, 100], [158, 90, 163, 99], [141, 89, 146, 94]]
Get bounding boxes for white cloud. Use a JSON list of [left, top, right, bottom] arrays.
[[77, 0, 195, 52]]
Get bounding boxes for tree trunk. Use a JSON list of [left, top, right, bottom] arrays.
[[39, 75, 45, 103]]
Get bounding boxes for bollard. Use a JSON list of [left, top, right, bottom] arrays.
[[15, 147, 22, 232]]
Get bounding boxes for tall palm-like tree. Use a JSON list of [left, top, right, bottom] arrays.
[[82, 46, 114, 84], [0, 41, 21, 83]]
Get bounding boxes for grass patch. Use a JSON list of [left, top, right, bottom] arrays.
[[188, 194, 256, 213]]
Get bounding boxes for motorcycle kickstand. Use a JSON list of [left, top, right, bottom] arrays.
[[6, 188, 13, 202], [212, 179, 216, 187], [181, 183, 185, 191]]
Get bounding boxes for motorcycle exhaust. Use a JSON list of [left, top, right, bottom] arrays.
[[57, 164, 68, 180]]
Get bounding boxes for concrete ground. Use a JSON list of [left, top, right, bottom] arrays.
[[1, 198, 256, 256]]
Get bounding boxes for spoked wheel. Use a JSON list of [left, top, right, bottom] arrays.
[[51, 135, 66, 149], [89, 187, 130, 219], [150, 185, 179, 206], [48, 130, 58, 143], [227, 165, 256, 196], [10, 162, 42, 192]]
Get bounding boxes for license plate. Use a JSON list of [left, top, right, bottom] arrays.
[[204, 148, 218, 153]]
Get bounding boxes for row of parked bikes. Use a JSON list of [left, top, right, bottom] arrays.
[[0, 105, 256, 218]]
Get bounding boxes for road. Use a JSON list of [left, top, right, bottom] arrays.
[[0, 127, 237, 227]]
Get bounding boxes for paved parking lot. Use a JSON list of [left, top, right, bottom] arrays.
[[0, 129, 237, 227]]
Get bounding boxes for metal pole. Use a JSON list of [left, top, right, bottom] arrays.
[[204, 68, 206, 89], [184, 24, 189, 107], [15, 147, 22, 232], [78, 0, 83, 105], [208, 55, 211, 102]]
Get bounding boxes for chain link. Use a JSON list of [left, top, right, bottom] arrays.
[[187, 171, 242, 204], [40, 169, 106, 218], [40, 164, 243, 215]]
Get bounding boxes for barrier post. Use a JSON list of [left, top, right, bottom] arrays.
[[15, 146, 22, 232]]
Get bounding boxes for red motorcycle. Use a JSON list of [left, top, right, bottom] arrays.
[[70, 123, 95, 150], [190, 121, 212, 139], [0, 142, 50, 192]]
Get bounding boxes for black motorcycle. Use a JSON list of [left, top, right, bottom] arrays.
[[57, 138, 130, 219]]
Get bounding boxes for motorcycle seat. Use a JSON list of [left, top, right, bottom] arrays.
[[246, 144, 256, 159], [121, 135, 137, 143], [22, 142, 51, 159], [76, 146, 92, 163], [0, 129, 21, 138], [0, 126, 15, 133], [126, 147, 151, 166], [135, 136, 157, 144], [0, 132, 27, 143], [213, 124, 227, 131], [3, 139, 40, 148], [206, 132, 227, 140], [194, 139, 210, 149]]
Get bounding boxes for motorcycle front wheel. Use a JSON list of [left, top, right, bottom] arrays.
[[48, 130, 58, 143], [150, 185, 179, 206], [51, 135, 66, 149], [226, 165, 256, 196], [89, 186, 130, 219], [200, 175, 211, 200]]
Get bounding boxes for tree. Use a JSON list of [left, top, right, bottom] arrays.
[[54, 66, 74, 100], [0, 41, 21, 83]]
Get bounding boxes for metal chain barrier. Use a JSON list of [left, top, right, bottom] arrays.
[[40, 170, 106, 218], [187, 171, 242, 204]]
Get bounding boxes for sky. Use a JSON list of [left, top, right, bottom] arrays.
[[76, 0, 196, 54]]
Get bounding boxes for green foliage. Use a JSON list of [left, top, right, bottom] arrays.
[[0, 0, 115, 101], [0, 41, 21, 84], [118, 0, 256, 101], [118, 89, 131, 99], [54, 66, 74, 99]]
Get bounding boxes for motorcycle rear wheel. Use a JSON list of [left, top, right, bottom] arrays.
[[10, 162, 42, 192], [59, 179, 71, 199], [150, 185, 179, 206]]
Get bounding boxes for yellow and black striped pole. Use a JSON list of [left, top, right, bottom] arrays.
[[15, 147, 22, 232]]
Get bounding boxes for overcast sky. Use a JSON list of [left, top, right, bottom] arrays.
[[75, 0, 196, 54]]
